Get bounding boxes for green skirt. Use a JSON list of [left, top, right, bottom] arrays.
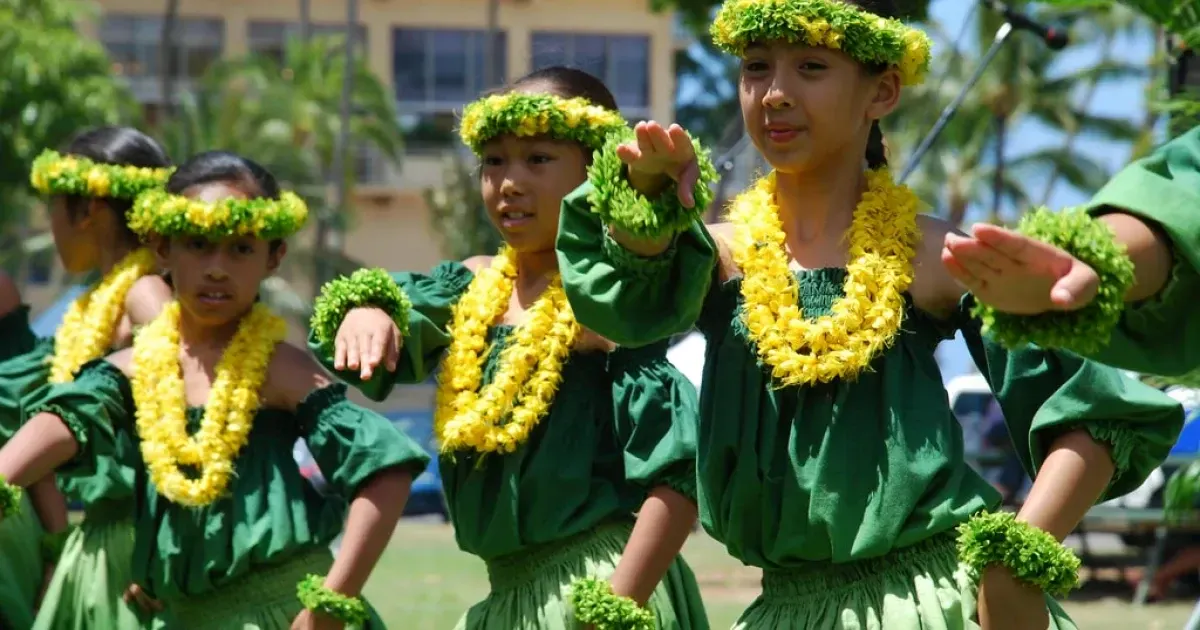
[[0, 494, 44, 630], [32, 508, 170, 630], [164, 545, 384, 630], [456, 523, 710, 630], [733, 533, 1076, 630]]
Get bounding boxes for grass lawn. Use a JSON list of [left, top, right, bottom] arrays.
[[365, 520, 1198, 629]]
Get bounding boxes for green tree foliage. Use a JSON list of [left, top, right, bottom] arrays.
[[424, 153, 503, 261]]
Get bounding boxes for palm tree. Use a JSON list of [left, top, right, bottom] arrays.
[[887, 3, 1146, 226], [424, 153, 502, 261]]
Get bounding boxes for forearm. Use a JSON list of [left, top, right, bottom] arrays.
[[609, 486, 698, 605], [0, 413, 79, 489], [323, 468, 412, 596], [1016, 429, 1115, 540], [28, 476, 68, 534], [1097, 211, 1174, 302]]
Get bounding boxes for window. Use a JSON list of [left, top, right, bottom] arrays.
[[248, 21, 368, 65], [392, 28, 507, 111], [100, 14, 224, 81], [530, 32, 651, 117]]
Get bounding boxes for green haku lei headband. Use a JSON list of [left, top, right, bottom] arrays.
[[458, 92, 629, 155], [128, 189, 309, 241], [30, 149, 174, 199], [711, 0, 933, 86]]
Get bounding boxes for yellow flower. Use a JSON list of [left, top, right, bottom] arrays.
[[48, 249, 158, 383], [726, 169, 919, 387], [132, 301, 285, 507], [86, 168, 111, 197], [433, 247, 580, 455]]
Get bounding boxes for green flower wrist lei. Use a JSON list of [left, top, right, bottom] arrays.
[[296, 574, 370, 626], [0, 474, 21, 518], [41, 528, 73, 563], [588, 128, 718, 241], [957, 511, 1081, 598], [569, 577, 656, 630], [970, 207, 1135, 355], [311, 268, 412, 349]]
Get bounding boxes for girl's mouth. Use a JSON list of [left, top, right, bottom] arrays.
[[500, 211, 534, 229], [197, 291, 232, 305]]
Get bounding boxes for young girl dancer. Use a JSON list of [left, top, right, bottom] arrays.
[[941, 124, 1200, 378], [0, 150, 429, 629], [308, 66, 708, 629], [0, 126, 174, 630], [553, 1, 1183, 628]]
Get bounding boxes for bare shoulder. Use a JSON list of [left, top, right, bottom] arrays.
[[124, 274, 173, 324], [910, 214, 966, 319], [462, 256, 492, 273], [264, 342, 336, 413], [105, 347, 134, 377], [705, 222, 738, 282]]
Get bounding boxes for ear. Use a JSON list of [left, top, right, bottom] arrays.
[[77, 198, 104, 228], [866, 68, 902, 120], [267, 241, 287, 274], [152, 236, 170, 268]]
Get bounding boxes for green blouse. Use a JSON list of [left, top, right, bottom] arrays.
[[1080, 125, 1200, 376], [0, 305, 38, 364], [25, 359, 430, 598], [556, 183, 1183, 569], [309, 261, 700, 560]]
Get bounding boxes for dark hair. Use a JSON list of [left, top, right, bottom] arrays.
[[846, 0, 898, 170], [165, 150, 281, 200], [508, 66, 620, 112], [60, 126, 171, 243]]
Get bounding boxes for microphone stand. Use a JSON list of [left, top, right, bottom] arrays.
[[898, 21, 1013, 184]]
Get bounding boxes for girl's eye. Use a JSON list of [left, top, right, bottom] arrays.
[[186, 238, 208, 251], [743, 61, 768, 73], [800, 61, 827, 71], [235, 243, 254, 255], [482, 155, 503, 167], [529, 154, 553, 165]]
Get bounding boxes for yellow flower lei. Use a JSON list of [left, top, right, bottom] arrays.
[[132, 301, 287, 507], [458, 92, 628, 155], [434, 247, 581, 455], [48, 248, 158, 384], [728, 169, 920, 386], [30, 150, 173, 199]]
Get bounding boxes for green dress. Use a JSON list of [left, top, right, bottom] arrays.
[[310, 261, 710, 630], [1076, 124, 1200, 376], [23, 359, 431, 630], [0, 307, 45, 630], [555, 183, 1184, 629]]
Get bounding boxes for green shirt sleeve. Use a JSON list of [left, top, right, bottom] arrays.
[[0, 305, 38, 363], [307, 261, 475, 401], [958, 296, 1183, 500], [298, 384, 430, 498], [556, 182, 718, 347], [22, 359, 132, 481], [1082, 126, 1200, 376], [609, 342, 700, 501]]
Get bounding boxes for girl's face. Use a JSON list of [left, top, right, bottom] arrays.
[[48, 197, 102, 274], [480, 134, 588, 253], [155, 181, 284, 327], [738, 41, 900, 174]]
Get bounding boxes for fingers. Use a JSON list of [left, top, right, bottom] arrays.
[[124, 584, 163, 612], [642, 121, 675, 154], [360, 333, 378, 381], [385, 330, 402, 373], [677, 160, 699, 208], [941, 245, 986, 292], [343, 333, 361, 371], [333, 335, 347, 371], [1050, 261, 1100, 311], [667, 124, 695, 160], [973, 223, 1073, 275], [615, 143, 642, 165], [944, 233, 1005, 283]]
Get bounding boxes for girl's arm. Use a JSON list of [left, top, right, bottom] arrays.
[[0, 271, 20, 319], [321, 468, 413, 597], [609, 486, 697, 605], [28, 476, 68, 535], [0, 412, 79, 503], [124, 274, 174, 327]]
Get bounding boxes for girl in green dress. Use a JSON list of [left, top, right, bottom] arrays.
[[550, 0, 1185, 628], [307, 67, 709, 629], [941, 124, 1200, 378], [0, 126, 175, 630], [0, 150, 430, 630]]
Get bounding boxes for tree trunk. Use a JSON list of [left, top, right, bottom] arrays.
[[299, 0, 311, 41], [991, 114, 1006, 224], [484, 0, 500, 89], [315, 0, 358, 293], [160, 0, 180, 120]]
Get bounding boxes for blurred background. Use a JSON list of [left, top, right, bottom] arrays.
[[5, 0, 1200, 627]]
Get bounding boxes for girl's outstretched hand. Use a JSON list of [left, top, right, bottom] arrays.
[[617, 121, 702, 208], [332, 307, 403, 381], [291, 609, 343, 630], [942, 224, 1100, 314], [977, 567, 1049, 630], [122, 583, 164, 613]]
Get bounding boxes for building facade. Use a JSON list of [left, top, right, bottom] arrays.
[[71, 0, 678, 275]]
